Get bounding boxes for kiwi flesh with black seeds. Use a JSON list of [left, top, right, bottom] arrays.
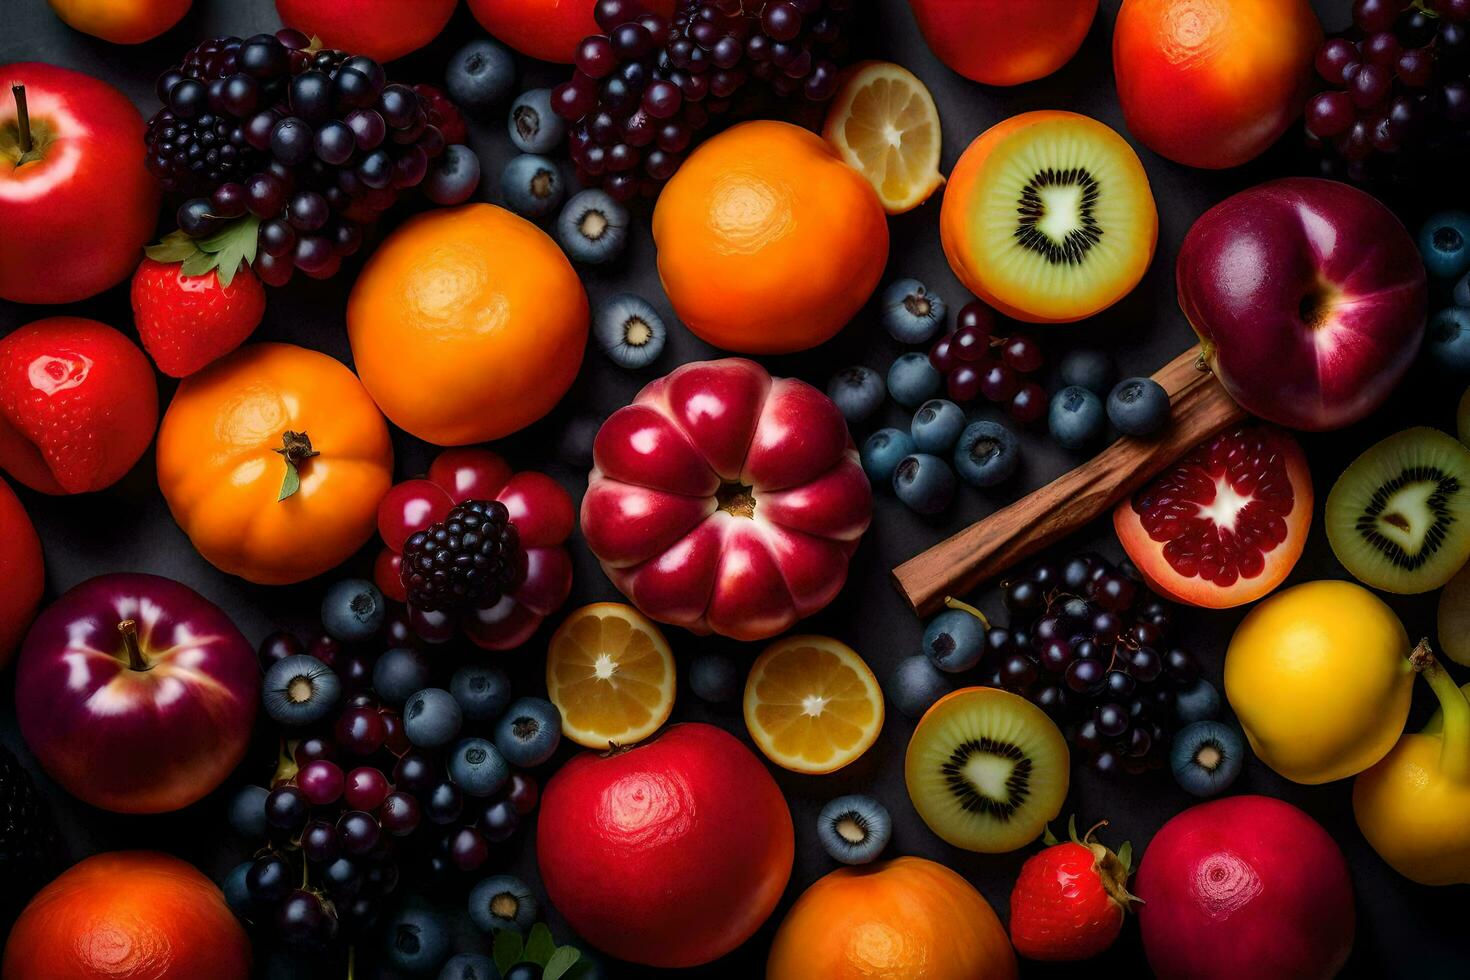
[[905, 686, 1069, 853], [1326, 427, 1470, 594]]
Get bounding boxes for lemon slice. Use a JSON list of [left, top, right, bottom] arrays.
[[546, 603, 676, 750], [823, 60, 945, 214], [743, 635, 884, 774]]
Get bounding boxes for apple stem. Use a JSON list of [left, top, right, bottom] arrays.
[[11, 83, 32, 155], [117, 619, 151, 672], [1413, 640, 1470, 784]]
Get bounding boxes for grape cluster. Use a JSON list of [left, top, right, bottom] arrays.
[[145, 30, 465, 286], [554, 0, 852, 200], [928, 300, 1048, 424], [1305, 0, 1470, 182], [990, 554, 1202, 776]]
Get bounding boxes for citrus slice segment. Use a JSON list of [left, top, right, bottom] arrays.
[[823, 60, 945, 214], [743, 635, 884, 774], [546, 602, 676, 749]]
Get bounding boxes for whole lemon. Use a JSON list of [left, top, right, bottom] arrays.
[[1225, 580, 1413, 784]]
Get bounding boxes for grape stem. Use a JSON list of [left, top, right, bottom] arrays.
[[942, 595, 990, 629], [11, 84, 31, 155], [117, 619, 151, 672]]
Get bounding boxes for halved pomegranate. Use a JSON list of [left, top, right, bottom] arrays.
[[1114, 426, 1312, 609]]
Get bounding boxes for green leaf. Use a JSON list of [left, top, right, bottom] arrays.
[[544, 947, 582, 980], [493, 931, 524, 975], [141, 215, 260, 287], [524, 924, 556, 967], [1118, 841, 1133, 876], [277, 461, 302, 501], [273, 430, 319, 502], [180, 249, 216, 278], [144, 230, 198, 263]]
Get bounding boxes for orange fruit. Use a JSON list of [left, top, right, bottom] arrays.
[[823, 61, 944, 214], [3, 851, 251, 980], [347, 204, 588, 446], [743, 635, 883, 774], [767, 856, 1018, 980], [47, 0, 191, 44], [546, 603, 676, 750], [653, 120, 888, 354]]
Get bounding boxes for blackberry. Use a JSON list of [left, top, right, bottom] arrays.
[[1, 743, 57, 923], [401, 500, 523, 612], [145, 109, 260, 194], [180, 35, 243, 81]]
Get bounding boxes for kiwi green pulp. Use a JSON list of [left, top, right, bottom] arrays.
[[1326, 427, 1470, 594], [904, 687, 1069, 853]]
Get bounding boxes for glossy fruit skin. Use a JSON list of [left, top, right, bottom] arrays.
[[3, 851, 250, 979], [1136, 796, 1354, 980], [130, 259, 267, 378], [274, 0, 455, 62], [909, 0, 1096, 86], [0, 317, 158, 495], [581, 358, 872, 640], [1224, 580, 1413, 784], [1009, 837, 1128, 961], [0, 479, 43, 669], [1180, 178, 1427, 430], [887, 352, 942, 408], [157, 343, 393, 585], [1170, 720, 1245, 797], [1114, 0, 1321, 169], [861, 428, 916, 487], [768, 856, 1017, 980], [653, 121, 888, 354], [468, 0, 675, 63], [348, 204, 589, 445], [46, 0, 189, 43], [887, 656, 950, 719], [446, 39, 517, 113], [0, 63, 160, 304], [537, 723, 794, 968], [15, 574, 258, 814]]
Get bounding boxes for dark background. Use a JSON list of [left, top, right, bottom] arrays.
[[2, 0, 1467, 976]]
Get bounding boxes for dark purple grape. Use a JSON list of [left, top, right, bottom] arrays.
[[612, 23, 654, 59], [1065, 658, 1105, 695], [177, 197, 220, 237], [762, 2, 803, 41], [331, 220, 363, 257], [1307, 91, 1355, 138], [1075, 719, 1103, 754], [1001, 654, 1038, 689], [357, 149, 394, 189], [1093, 750, 1121, 775], [1396, 46, 1434, 87], [265, 785, 310, 835], [313, 120, 355, 165], [286, 191, 328, 232], [1350, 63, 1391, 109], [479, 799, 519, 843], [342, 56, 386, 93], [270, 117, 313, 166], [156, 69, 184, 103], [246, 853, 292, 903], [239, 35, 289, 79], [332, 68, 375, 112], [378, 84, 416, 129], [275, 27, 310, 50], [426, 780, 463, 825], [656, 121, 691, 152], [337, 810, 381, 856], [393, 751, 438, 795], [346, 109, 386, 151], [1094, 702, 1128, 738], [450, 827, 490, 872], [219, 73, 259, 116], [1397, 8, 1439, 47], [643, 80, 682, 118], [1128, 647, 1162, 683], [1033, 685, 1069, 717], [255, 249, 293, 287], [595, 0, 642, 32], [379, 792, 421, 836], [805, 60, 839, 100], [209, 181, 247, 218], [1164, 648, 1200, 684], [552, 78, 598, 120], [169, 78, 208, 119], [392, 145, 429, 188], [577, 36, 617, 78], [1105, 669, 1136, 699], [302, 820, 339, 863]]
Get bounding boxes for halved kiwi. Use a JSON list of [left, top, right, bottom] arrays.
[[940, 111, 1157, 323], [1326, 427, 1470, 594], [904, 686, 1068, 853]]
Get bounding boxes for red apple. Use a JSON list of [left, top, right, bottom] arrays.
[[274, 0, 456, 63], [0, 63, 160, 304], [1136, 796, 1355, 980], [537, 723, 794, 968], [0, 478, 44, 668], [1178, 177, 1427, 431], [15, 573, 259, 814], [0, 317, 159, 495], [909, 0, 1098, 86], [581, 358, 872, 641]]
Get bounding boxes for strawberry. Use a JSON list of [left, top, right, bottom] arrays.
[[134, 220, 266, 378], [1008, 816, 1140, 961]]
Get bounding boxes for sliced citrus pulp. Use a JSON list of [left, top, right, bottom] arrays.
[[823, 60, 944, 214], [546, 602, 676, 750], [743, 635, 884, 774]]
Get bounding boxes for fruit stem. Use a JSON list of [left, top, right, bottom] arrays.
[[942, 596, 991, 629], [11, 83, 31, 155], [117, 619, 150, 672], [274, 430, 319, 502], [1413, 640, 1470, 783], [346, 945, 355, 980]]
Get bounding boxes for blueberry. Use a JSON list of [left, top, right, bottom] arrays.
[[861, 428, 915, 486], [1174, 678, 1223, 725], [893, 453, 955, 514], [1048, 385, 1106, 450], [222, 861, 254, 920], [228, 784, 269, 840], [880, 278, 945, 344], [262, 655, 341, 727], [503, 965, 542, 980], [468, 874, 539, 934], [373, 648, 433, 707], [1425, 306, 1470, 374], [494, 697, 561, 767], [320, 578, 385, 643], [887, 655, 950, 718], [1107, 377, 1171, 437], [1455, 269, 1470, 308], [1170, 720, 1245, 797], [446, 39, 516, 114], [596, 293, 666, 369], [383, 901, 451, 975], [509, 88, 566, 153], [689, 652, 740, 703], [887, 352, 942, 408], [922, 607, 987, 672], [448, 737, 510, 797], [404, 688, 464, 748], [1418, 210, 1470, 280], [439, 953, 499, 980], [424, 144, 481, 206], [1058, 348, 1115, 395], [827, 366, 885, 424], [558, 189, 629, 264], [910, 399, 965, 453], [817, 794, 892, 865], [500, 154, 563, 219], [177, 197, 221, 238], [450, 663, 513, 722], [953, 420, 1019, 488]]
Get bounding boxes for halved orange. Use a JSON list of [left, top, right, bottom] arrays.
[[546, 603, 676, 750], [743, 635, 884, 774], [823, 61, 945, 214]]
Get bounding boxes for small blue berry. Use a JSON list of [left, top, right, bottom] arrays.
[[910, 399, 966, 453], [468, 875, 538, 934], [450, 663, 513, 722], [446, 39, 516, 114], [423, 144, 481, 206], [817, 795, 892, 865], [320, 578, 385, 643], [880, 278, 945, 344], [439, 954, 498, 980], [373, 648, 432, 707], [887, 655, 950, 718], [1058, 348, 1115, 395], [1174, 678, 1223, 725], [887, 352, 942, 408], [596, 293, 667, 369], [500, 154, 563, 218], [1170, 721, 1245, 798], [1107, 376, 1171, 437], [922, 605, 987, 672], [222, 862, 254, 920], [404, 688, 463, 749], [508, 88, 565, 153], [448, 738, 510, 797], [1419, 210, 1470, 281], [1425, 306, 1470, 375], [383, 901, 451, 975], [893, 453, 955, 514], [860, 428, 916, 487], [228, 784, 269, 840], [827, 366, 886, 424], [954, 420, 1019, 488], [493, 697, 561, 767], [1049, 385, 1106, 450], [689, 652, 740, 703], [558, 188, 629, 264]]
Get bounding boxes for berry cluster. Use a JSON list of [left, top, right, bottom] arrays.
[[554, 0, 852, 200], [1306, 0, 1470, 182], [928, 301, 1048, 424], [146, 30, 466, 286]]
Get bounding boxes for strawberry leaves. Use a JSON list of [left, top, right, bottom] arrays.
[[145, 215, 260, 287], [492, 924, 587, 979]]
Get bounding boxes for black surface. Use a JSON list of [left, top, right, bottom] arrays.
[[2, 0, 1466, 977]]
